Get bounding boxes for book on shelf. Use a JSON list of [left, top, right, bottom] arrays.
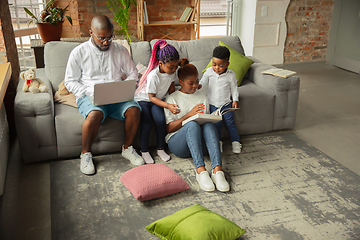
[[182, 101, 239, 126], [189, 6, 196, 22], [261, 68, 297, 78], [180, 7, 193, 22], [143, 1, 149, 24]]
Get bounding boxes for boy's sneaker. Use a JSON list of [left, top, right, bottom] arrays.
[[219, 141, 223, 153], [122, 145, 145, 166], [80, 152, 95, 175], [232, 141, 242, 153]]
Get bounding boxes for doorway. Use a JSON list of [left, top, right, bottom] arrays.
[[328, 0, 360, 73]]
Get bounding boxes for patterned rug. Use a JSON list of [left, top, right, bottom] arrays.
[[50, 132, 360, 240]]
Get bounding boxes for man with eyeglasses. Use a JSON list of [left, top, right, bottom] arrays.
[[65, 15, 145, 175]]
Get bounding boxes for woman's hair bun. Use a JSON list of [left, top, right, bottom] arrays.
[[178, 58, 189, 67]]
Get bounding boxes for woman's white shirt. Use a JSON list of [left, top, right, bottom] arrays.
[[64, 39, 138, 100], [164, 90, 209, 143]]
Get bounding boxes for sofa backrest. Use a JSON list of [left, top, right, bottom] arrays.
[[44, 41, 81, 92], [150, 36, 245, 79], [44, 36, 245, 92]]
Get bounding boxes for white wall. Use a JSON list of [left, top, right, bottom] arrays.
[[231, 0, 256, 56]]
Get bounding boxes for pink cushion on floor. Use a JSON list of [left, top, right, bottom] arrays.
[[120, 164, 190, 201]]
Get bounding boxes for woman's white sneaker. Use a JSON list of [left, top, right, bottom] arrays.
[[80, 152, 95, 175], [211, 171, 230, 192], [196, 171, 215, 192]]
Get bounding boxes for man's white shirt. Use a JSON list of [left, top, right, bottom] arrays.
[[64, 39, 138, 100]]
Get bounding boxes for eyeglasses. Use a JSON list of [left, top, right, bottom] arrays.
[[91, 30, 113, 43]]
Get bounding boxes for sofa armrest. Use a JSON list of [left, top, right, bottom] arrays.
[[247, 62, 300, 130], [14, 68, 58, 162]]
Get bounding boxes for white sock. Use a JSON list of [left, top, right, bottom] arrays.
[[157, 149, 170, 162], [141, 152, 154, 164]]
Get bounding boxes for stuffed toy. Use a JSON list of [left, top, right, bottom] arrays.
[[20, 68, 47, 93]]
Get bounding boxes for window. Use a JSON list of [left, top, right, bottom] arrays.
[[9, 0, 45, 70], [200, 0, 233, 38]]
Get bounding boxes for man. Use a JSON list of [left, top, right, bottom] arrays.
[[65, 15, 144, 175]]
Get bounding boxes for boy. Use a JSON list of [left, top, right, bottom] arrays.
[[199, 46, 242, 153]]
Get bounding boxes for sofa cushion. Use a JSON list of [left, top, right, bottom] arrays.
[[54, 104, 125, 158], [130, 41, 151, 65], [235, 80, 275, 135], [44, 42, 81, 92]]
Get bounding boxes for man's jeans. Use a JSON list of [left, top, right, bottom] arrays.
[[168, 121, 222, 169]]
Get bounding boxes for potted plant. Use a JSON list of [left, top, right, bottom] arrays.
[[24, 0, 73, 43], [107, 0, 136, 42]]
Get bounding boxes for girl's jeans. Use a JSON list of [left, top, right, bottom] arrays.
[[210, 102, 240, 142], [138, 101, 166, 152], [167, 121, 222, 169]]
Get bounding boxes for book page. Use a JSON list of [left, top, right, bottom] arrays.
[[261, 68, 283, 75], [273, 69, 297, 78], [182, 113, 222, 126]]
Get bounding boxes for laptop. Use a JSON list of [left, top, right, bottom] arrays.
[[89, 79, 137, 106]]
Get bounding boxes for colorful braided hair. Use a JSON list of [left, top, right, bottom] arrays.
[[135, 39, 179, 94]]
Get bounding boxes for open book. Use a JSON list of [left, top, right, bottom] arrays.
[[182, 102, 239, 126], [182, 113, 222, 126], [261, 68, 297, 78], [211, 101, 240, 116]]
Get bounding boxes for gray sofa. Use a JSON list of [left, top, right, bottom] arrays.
[[14, 36, 300, 163]]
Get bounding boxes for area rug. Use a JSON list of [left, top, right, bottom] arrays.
[[51, 132, 360, 240]]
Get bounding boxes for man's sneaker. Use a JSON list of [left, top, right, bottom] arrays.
[[122, 145, 145, 166], [232, 141, 242, 153], [211, 171, 230, 192], [219, 141, 223, 153], [80, 152, 95, 175]]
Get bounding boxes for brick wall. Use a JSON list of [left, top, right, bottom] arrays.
[[284, 0, 334, 63], [59, 0, 192, 41]]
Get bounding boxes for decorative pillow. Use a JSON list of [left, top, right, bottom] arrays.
[[120, 164, 190, 201], [54, 80, 77, 108], [113, 39, 132, 57], [203, 41, 254, 86], [146, 204, 246, 240]]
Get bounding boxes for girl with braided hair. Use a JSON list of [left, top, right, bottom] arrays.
[[135, 39, 181, 164]]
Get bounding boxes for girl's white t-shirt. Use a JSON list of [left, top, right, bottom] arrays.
[[134, 66, 177, 102], [164, 90, 209, 143]]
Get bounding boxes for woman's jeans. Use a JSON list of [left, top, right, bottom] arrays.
[[167, 121, 222, 169], [210, 102, 240, 142], [138, 101, 166, 152]]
